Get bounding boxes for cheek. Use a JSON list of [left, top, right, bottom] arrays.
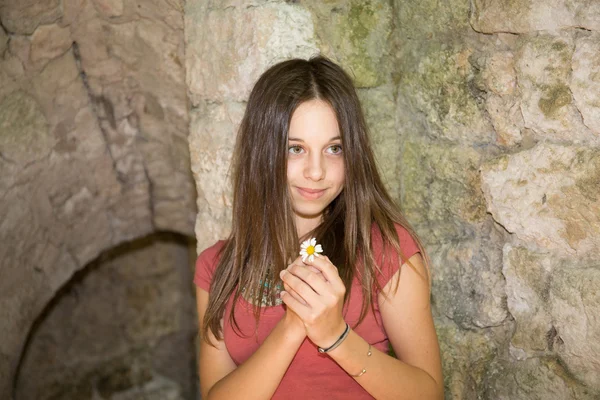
[[332, 162, 345, 187], [286, 160, 298, 182]]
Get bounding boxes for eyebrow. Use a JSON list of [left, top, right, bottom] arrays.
[[288, 136, 342, 142]]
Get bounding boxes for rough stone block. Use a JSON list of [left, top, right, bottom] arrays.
[[481, 143, 600, 256], [29, 24, 73, 66], [502, 244, 600, 391], [0, 58, 21, 102], [358, 85, 400, 198], [185, 2, 318, 104], [471, 0, 600, 34], [435, 320, 500, 399], [91, 0, 124, 18], [515, 32, 597, 144], [571, 31, 600, 135], [303, 0, 393, 88], [401, 139, 487, 242], [394, 0, 471, 38], [0, 0, 62, 35], [0, 91, 53, 165], [400, 46, 494, 144], [189, 101, 245, 252], [486, 94, 523, 147], [503, 245, 554, 353], [488, 357, 598, 400], [430, 221, 507, 329], [551, 265, 600, 389], [0, 26, 7, 55], [482, 51, 517, 96]]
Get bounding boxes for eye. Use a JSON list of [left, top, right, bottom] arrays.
[[288, 145, 304, 155], [327, 144, 343, 155]]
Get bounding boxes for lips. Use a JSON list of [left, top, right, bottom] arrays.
[[296, 187, 326, 200]]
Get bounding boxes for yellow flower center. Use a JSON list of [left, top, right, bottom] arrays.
[[306, 245, 315, 255]]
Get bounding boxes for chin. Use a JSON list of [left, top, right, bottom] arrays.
[[292, 202, 328, 219], [293, 207, 327, 220]]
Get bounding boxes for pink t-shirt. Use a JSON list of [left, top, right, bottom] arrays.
[[194, 223, 420, 399]]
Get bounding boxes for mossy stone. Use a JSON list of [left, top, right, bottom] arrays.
[[401, 139, 487, 241], [398, 45, 493, 143], [395, 0, 471, 39], [0, 91, 52, 165], [357, 85, 400, 199], [303, 0, 392, 87], [538, 84, 572, 118]]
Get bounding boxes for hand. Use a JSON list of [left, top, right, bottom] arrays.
[[279, 255, 347, 349], [282, 301, 307, 340], [281, 257, 327, 307]]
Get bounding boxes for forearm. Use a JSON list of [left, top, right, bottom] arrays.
[[327, 330, 444, 400], [206, 318, 305, 400]]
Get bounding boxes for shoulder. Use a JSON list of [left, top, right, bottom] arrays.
[[371, 221, 420, 261], [197, 240, 227, 266], [370, 221, 422, 289], [194, 240, 227, 290]]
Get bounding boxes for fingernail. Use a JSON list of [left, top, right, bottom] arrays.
[[280, 270, 286, 278]]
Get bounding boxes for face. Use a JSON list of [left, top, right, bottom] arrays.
[[287, 99, 345, 237]]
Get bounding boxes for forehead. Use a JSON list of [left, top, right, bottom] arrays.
[[288, 100, 340, 139]]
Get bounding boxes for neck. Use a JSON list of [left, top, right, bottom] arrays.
[[295, 215, 323, 239]]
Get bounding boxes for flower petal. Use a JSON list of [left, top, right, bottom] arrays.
[[310, 238, 316, 246], [315, 244, 323, 253]]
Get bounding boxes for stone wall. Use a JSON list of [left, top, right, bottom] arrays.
[[1, 0, 598, 398], [186, 0, 600, 399], [397, 1, 600, 397], [15, 234, 197, 400], [0, 0, 196, 397]]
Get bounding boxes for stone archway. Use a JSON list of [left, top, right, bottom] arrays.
[[3, 0, 600, 399], [0, 0, 195, 397], [14, 232, 197, 400]]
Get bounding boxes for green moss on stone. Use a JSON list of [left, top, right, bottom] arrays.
[[399, 46, 489, 140], [303, 0, 391, 87], [0, 91, 52, 164], [357, 86, 400, 198], [396, 0, 471, 38], [575, 152, 600, 202], [401, 139, 487, 240], [538, 84, 572, 118], [518, 34, 573, 87]]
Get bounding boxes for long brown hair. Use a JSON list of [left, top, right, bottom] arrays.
[[202, 56, 429, 343]]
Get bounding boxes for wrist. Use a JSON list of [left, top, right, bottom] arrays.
[[317, 321, 348, 352], [281, 313, 306, 341]]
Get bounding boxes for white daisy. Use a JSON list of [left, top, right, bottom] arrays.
[[300, 238, 323, 263]]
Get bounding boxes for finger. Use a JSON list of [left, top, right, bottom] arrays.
[[303, 256, 344, 292], [306, 265, 327, 281], [280, 269, 319, 305], [287, 264, 330, 296], [280, 290, 310, 320], [291, 255, 305, 264], [284, 259, 325, 285], [283, 282, 307, 305], [289, 262, 327, 282]]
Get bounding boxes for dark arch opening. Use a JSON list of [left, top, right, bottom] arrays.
[[14, 231, 199, 400]]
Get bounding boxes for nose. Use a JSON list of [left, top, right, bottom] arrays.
[[304, 153, 325, 181]]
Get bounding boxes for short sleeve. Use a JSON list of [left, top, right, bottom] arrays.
[[193, 240, 226, 292], [372, 223, 421, 290]]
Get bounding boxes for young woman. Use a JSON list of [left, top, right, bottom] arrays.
[[194, 56, 443, 399]]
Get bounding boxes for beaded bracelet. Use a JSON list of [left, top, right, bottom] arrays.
[[318, 323, 350, 353]]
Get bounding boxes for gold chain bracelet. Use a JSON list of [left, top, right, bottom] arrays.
[[350, 343, 372, 378]]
